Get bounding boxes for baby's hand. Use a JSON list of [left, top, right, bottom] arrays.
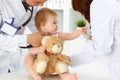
[[79, 27, 88, 34]]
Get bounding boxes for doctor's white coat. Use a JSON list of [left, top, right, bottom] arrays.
[[0, 0, 40, 73], [70, 0, 120, 79]]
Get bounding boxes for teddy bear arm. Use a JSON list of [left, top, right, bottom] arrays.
[[37, 53, 49, 62], [58, 55, 71, 65]]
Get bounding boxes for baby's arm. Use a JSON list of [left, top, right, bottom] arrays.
[[58, 27, 87, 40], [28, 45, 46, 55]]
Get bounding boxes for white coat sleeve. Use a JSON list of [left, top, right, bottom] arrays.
[[0, 2, 28, 52], [0, 2, 2, 26], [69, 1, 114, 67], [0, 34, 27, 53]]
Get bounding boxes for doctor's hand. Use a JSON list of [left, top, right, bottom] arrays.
[[27, 32, 42, 47], [28, 45, 46, 55]]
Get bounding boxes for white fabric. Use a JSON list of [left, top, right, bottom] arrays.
[[116, 0, 120, 3], [108, 43, 120, 80], [0, 0, 40, 74], [70, 0, 120, 70]]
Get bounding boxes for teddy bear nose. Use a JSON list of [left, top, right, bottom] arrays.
[[58, 45, 61, 48]]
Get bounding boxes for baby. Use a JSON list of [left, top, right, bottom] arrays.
[[24, 8, 86, 80]]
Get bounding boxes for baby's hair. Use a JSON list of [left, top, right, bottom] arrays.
[[35, 8, 57, 31]]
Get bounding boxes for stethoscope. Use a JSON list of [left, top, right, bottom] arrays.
[[17, 1, 33, 30], [20, 1, 34, 48]]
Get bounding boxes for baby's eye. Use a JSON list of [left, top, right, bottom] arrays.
[[53, 21, 58, 24], [53, 22, 56, 24]]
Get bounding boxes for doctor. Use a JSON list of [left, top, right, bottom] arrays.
[[70, 0, 120, 80], [0, 0, 47, 74]]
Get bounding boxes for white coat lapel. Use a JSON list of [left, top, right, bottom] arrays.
[[1, 0, 28, 27]]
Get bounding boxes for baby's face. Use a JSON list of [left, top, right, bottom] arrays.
[[42, 15, 58, 35]]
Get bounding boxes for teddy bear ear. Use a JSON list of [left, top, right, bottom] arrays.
[[41, 36, 51, 45]]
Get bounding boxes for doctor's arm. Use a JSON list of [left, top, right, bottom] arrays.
[[0, 8, 42, 54], [69, 40, 98, 67], [0, 32, 42, 53]]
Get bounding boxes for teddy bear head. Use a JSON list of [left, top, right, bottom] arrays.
[[41, 36, 64, 54]]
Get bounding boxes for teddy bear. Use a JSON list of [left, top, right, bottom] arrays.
[[33, 36, 71, 75]]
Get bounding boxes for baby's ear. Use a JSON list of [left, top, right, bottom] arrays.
[[41, 36, 51, 46], [40, 22, 46, 31]]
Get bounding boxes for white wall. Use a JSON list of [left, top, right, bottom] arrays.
[[54, 10, 63, 32], [69, 9, 83, 31]]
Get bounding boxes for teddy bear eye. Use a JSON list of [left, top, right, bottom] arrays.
[[53, 43, 55, 45]]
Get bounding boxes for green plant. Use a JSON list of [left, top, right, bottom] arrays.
[[76, 19, 86, 28]]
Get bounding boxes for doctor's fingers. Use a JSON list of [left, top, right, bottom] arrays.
[[27, 32, 42, 47]]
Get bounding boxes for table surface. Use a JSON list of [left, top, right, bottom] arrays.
[[0, 70, 112, 80], [0, 70, 60, 80]]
